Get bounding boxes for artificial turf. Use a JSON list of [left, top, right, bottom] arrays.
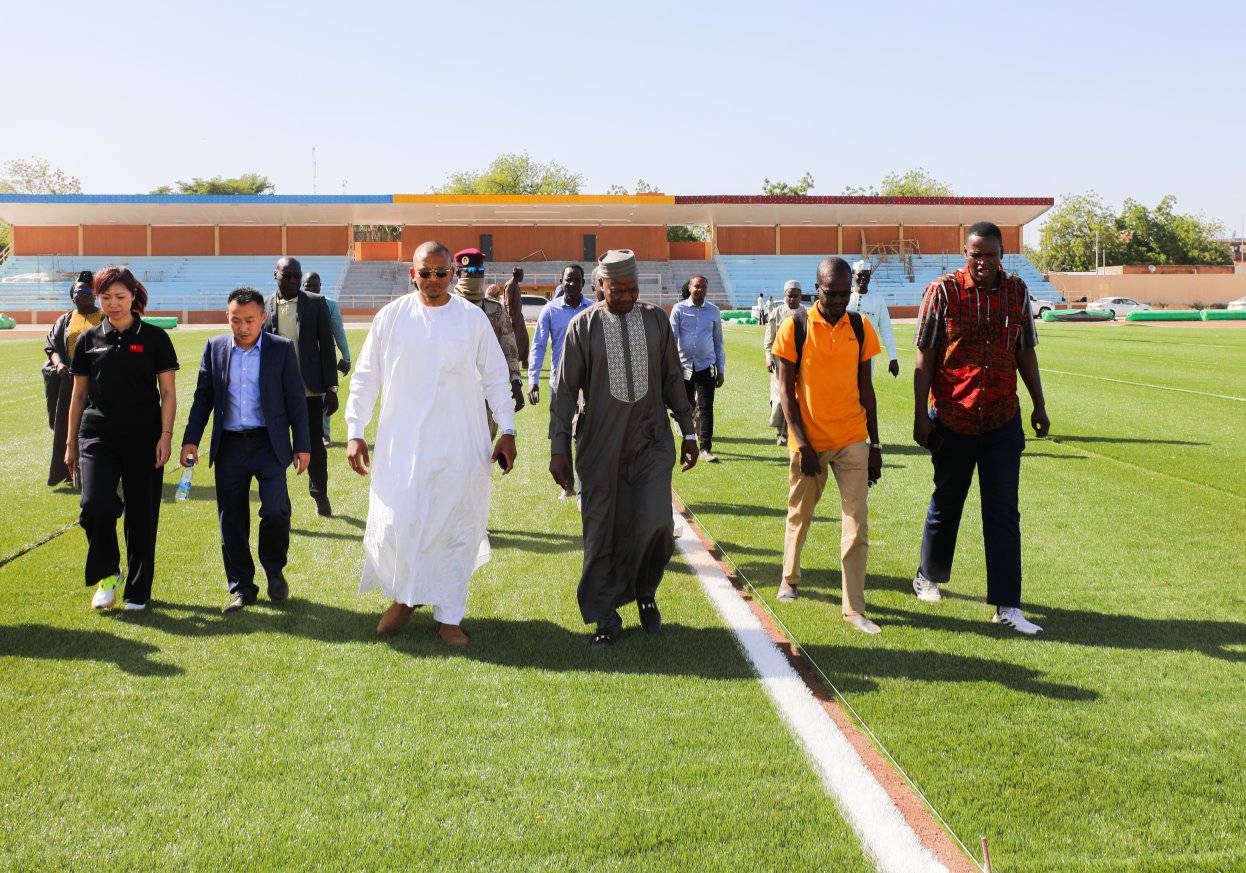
[[0, 329, 874, 872], [673, 321, 1245, 872]]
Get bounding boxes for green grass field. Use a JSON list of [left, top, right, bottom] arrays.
[[1, 320, 1243, 871]]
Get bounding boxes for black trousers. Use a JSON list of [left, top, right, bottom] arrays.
[[78, 434, 164, 605], [48, 375, 73, 486], [306, 395, 327, 499], [215, 431, 291, 600], [683, 368, 716, 452], [918, 413, 1025, 608]]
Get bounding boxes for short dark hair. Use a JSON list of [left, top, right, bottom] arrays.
[[966, 221, 1003, 244], [690, 274, 708, 285], [563, 263, 585, 277], [228, 287, 266, 309], [94, 265, 149, 314], [816, 256, 853, 285]]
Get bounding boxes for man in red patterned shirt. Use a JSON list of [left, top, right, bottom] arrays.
[[911, 222, 1050, 635]]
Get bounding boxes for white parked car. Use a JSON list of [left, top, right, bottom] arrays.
[[521, 294, 549, 322], [1227, 296, 1246, 312], [1089, 297, 1152, 319], [1029, 296, 1056, 319]]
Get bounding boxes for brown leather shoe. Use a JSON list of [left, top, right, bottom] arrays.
[[437, 623, 469, 646], [377, 602, 415, 635]]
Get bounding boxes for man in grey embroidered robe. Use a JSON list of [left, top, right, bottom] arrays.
[[549, 249, 698, 646]]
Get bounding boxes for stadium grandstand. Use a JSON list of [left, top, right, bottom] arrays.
[[0, 193, 1057, 322]]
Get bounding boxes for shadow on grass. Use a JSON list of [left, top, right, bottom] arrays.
[[0, 624, 182, 677], [870, 598, 1246, 663], [291, 528, 361, 542], [489, 528, 583, 555], [883, 443, 1083, 461], [1051, 435, 1210, 447], [800, 642, 1097, 700], [686, 501, 835, 522]]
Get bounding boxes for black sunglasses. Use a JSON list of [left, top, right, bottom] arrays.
[[415, 268, 453, 279]]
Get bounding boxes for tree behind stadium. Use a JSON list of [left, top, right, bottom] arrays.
[[150, 174, 275, 195], [435, 153, 583, 195]]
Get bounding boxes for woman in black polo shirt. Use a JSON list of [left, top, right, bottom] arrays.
[[65, 266, 179, 611]]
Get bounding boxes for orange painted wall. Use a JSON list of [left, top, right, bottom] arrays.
[[354, 241, 402, 261], [83, 225, 147, 256], [287, 225, 349, 255], [903, 226, 961, 254], [219, 225, 283, 256], [839, 226, 901, 254], [668, 240, 710, 260], [716, 226, 777, 255], [401, 225, 668, 262], [12, 226, 78, 255], [151, 226, 214, 256], [777, 227, 840, 255], [1001, 225, 1020, 253]]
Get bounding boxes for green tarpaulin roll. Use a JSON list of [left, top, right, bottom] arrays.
[[1125, 310, 1201, 322], [141, 316, 179, 329], [0, 314, 16, 330], [1042, 309, 1113, 322], [1201, 310, 1246, 321]]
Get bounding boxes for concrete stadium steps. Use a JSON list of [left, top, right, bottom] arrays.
[[0, 255, 349, 311], [715, 253, 1059, 309], [339, 259, 730, 310]]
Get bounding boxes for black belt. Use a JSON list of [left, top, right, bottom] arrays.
[[224, 427, 267, 439]]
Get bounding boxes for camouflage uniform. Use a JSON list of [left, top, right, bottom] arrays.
[[455, 291, 521, 437]]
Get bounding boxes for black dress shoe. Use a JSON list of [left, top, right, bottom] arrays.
[[591, 623, 619, 647], [315, 495, 333, 517], [638, 599, 662, 633], [268, 575, 289, 603], [223, 594, 255, 613]]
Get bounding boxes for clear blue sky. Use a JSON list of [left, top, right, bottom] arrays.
[[6, 0, 1244, 236]]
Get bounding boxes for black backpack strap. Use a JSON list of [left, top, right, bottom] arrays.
[[792, 308, 808, 372], [848, 311, 865, 350]]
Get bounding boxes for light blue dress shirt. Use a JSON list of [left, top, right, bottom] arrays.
[[669, 298, 726, 373], [222, 332, 265, 432], [529, 294, 592, 390]]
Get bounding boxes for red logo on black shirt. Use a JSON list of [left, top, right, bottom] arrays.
[[130, 344, 144, 353]]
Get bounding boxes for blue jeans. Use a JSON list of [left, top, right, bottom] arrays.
[[918, 412, 1025, 608]]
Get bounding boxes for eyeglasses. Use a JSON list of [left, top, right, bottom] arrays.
[[415, 268, 453, 279]]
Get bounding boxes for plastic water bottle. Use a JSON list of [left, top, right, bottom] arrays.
[[175, 461, 195, 502]]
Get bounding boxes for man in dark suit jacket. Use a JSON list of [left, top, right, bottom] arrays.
[[266, 256, 339, 517], [182, 287, 311, 613]]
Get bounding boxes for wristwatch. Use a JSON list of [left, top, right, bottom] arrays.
[[870, 443, 882, 450], [683, 434, 698, 443], [501, 427, 516, 437]]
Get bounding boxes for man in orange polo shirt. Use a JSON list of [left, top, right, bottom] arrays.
[[771, 257, 884, 634]]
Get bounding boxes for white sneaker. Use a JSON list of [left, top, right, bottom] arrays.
[[699, 450, 719, 463], [777, 582, 798, 603], [122, 601, 147, 612], [845, 615, 881, 635], [993, 607, 1043, 635], [912, 573, 942, 602], [91, 575, 119, 609]]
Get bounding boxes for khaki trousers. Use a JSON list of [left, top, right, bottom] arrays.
[[781, 440, 870, 617]]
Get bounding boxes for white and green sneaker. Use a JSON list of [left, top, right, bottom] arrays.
[[91, 575, 120, 610]]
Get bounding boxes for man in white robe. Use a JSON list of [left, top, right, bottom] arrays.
[[345, 241, 517, 645]]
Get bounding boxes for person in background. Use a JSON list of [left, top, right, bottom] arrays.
[[181, 287, 311, 613], [848, 260, 900, 378], [670, 275, 725, 462], [771, 258, 883, 634], [528, 265, 592, 499], [911, 221, 1050, 635], [764, 280, 806, 445], [44, 270, 102, 487], [451, 248, 524, 424], [266, 257, 338, 517], [64, 266, 178, 612], [303, 272, 351, 447]]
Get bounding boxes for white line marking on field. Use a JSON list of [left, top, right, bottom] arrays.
[[673, 510, 948, 873], [1037, 368, 1245, 402]]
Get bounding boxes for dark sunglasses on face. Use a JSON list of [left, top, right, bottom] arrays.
[[416, 268, 453, 279]]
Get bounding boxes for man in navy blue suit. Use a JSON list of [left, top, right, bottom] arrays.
[[181, 287, 311, 613]]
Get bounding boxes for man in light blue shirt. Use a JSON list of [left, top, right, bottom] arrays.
[[223, 331, 265, 431], [669, 274, 726, 462], [528, 264, 592, 405]]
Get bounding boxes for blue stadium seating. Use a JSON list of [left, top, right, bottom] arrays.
[[0, 255, 349, 311], [715, 253, 1059, 309]]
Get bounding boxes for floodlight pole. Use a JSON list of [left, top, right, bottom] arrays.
[[312, 147, 318, 194]]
